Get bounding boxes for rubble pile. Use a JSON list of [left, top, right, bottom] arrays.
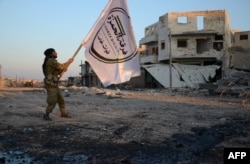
[[215, 69, 250, 95]]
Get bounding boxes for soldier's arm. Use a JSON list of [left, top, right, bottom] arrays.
[[55, 58, 74, 74]]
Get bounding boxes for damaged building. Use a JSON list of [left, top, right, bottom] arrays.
[[80, 9, 249, 89], [229, 31, 250, 71], [139, 10, 231, 88]]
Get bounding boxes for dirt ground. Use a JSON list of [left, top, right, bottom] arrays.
[[0, 86, 249, 163]]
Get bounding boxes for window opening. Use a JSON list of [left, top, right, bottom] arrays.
[[177, 40, 187, 47], [213, 42, 223, 51], [240, 35, 248, 40], [152, 47, 156, 54], [161, 42, 165, 49], [177, 16, 188, 24], [215, 34, 223, 40], [197, 16, 204, 30], [196, 39, 211, 53]]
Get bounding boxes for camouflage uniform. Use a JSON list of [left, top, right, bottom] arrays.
[[44, 58, 71, 118]]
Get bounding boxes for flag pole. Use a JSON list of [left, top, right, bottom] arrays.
[[72, 44, 83, 59], [60, 44, 82, 78]]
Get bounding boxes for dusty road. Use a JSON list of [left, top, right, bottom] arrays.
[[0, 87, 249, 163]]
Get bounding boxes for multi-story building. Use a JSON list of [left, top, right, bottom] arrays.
[[80, 9, 249, 89], [139, 10, 231, 88]]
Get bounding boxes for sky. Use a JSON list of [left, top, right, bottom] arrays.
[[0, 0, 249, 80]]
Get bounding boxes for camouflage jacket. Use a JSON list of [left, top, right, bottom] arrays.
[[44, 58, 70, 87]]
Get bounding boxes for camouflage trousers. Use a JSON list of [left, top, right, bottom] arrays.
[[45, 87, 66, 114]]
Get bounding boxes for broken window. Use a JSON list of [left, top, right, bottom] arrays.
[[177, 16, 188, 24], [215, 34, 223, 40], [177, 40, 187, 48], [240, 35, 248, 40], [196, 39, 211, 53], [151, 47, 159, 55], [161, 42, 165, 50], [152, 47, 156, 54], [197, 16, 204, 30], [213, 42, 223, 51]]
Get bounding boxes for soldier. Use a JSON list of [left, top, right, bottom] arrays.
[[42, 48, 74, 121]]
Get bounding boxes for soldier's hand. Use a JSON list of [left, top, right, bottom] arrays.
[[68, 58, 74, 63]]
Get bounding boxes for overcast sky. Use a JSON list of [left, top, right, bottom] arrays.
[[0, 0, 249, 79]]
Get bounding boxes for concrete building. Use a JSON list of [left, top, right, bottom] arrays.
[[80, 9, 250, 89], [79, 61, 102, 87], [233, 31, 250, 48], [139, 10, 231, 88], [229, 31, 250, 71]]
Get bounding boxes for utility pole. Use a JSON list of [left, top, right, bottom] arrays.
[[168, 29, 172, 90]]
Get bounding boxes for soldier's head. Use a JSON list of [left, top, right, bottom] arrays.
[[44, 48, 57, 58]]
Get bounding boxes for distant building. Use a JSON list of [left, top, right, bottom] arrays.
[[0, 77, 3, 87], [233, 31, 250, 48], [79, 61, 102, 87], [67, 76, 82, 87], [229, 31, 250, 71]]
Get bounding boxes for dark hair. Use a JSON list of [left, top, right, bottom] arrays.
[[42, 48, 55, 76], [44, 48, 55, 57]]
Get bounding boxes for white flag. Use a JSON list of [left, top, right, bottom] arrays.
[[82, 0, 140, 87]]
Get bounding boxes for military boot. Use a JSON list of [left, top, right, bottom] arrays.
[[60, 108, 72, 118], [43, 113, 51, 121], [61, 113, 72, 118]]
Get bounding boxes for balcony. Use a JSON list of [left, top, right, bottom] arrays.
[[140, 55, 158, 64], [139, 34, 158, 44]]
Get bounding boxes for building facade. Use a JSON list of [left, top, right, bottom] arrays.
[[80, 9, 249, 89], [229, 31, 250, 71], [139, 10, 231, 88]]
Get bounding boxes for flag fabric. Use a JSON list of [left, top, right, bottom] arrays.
[[82, 0, 140, 87]]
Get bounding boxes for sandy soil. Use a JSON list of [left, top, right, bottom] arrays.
[[0, 87, 249, 163]]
